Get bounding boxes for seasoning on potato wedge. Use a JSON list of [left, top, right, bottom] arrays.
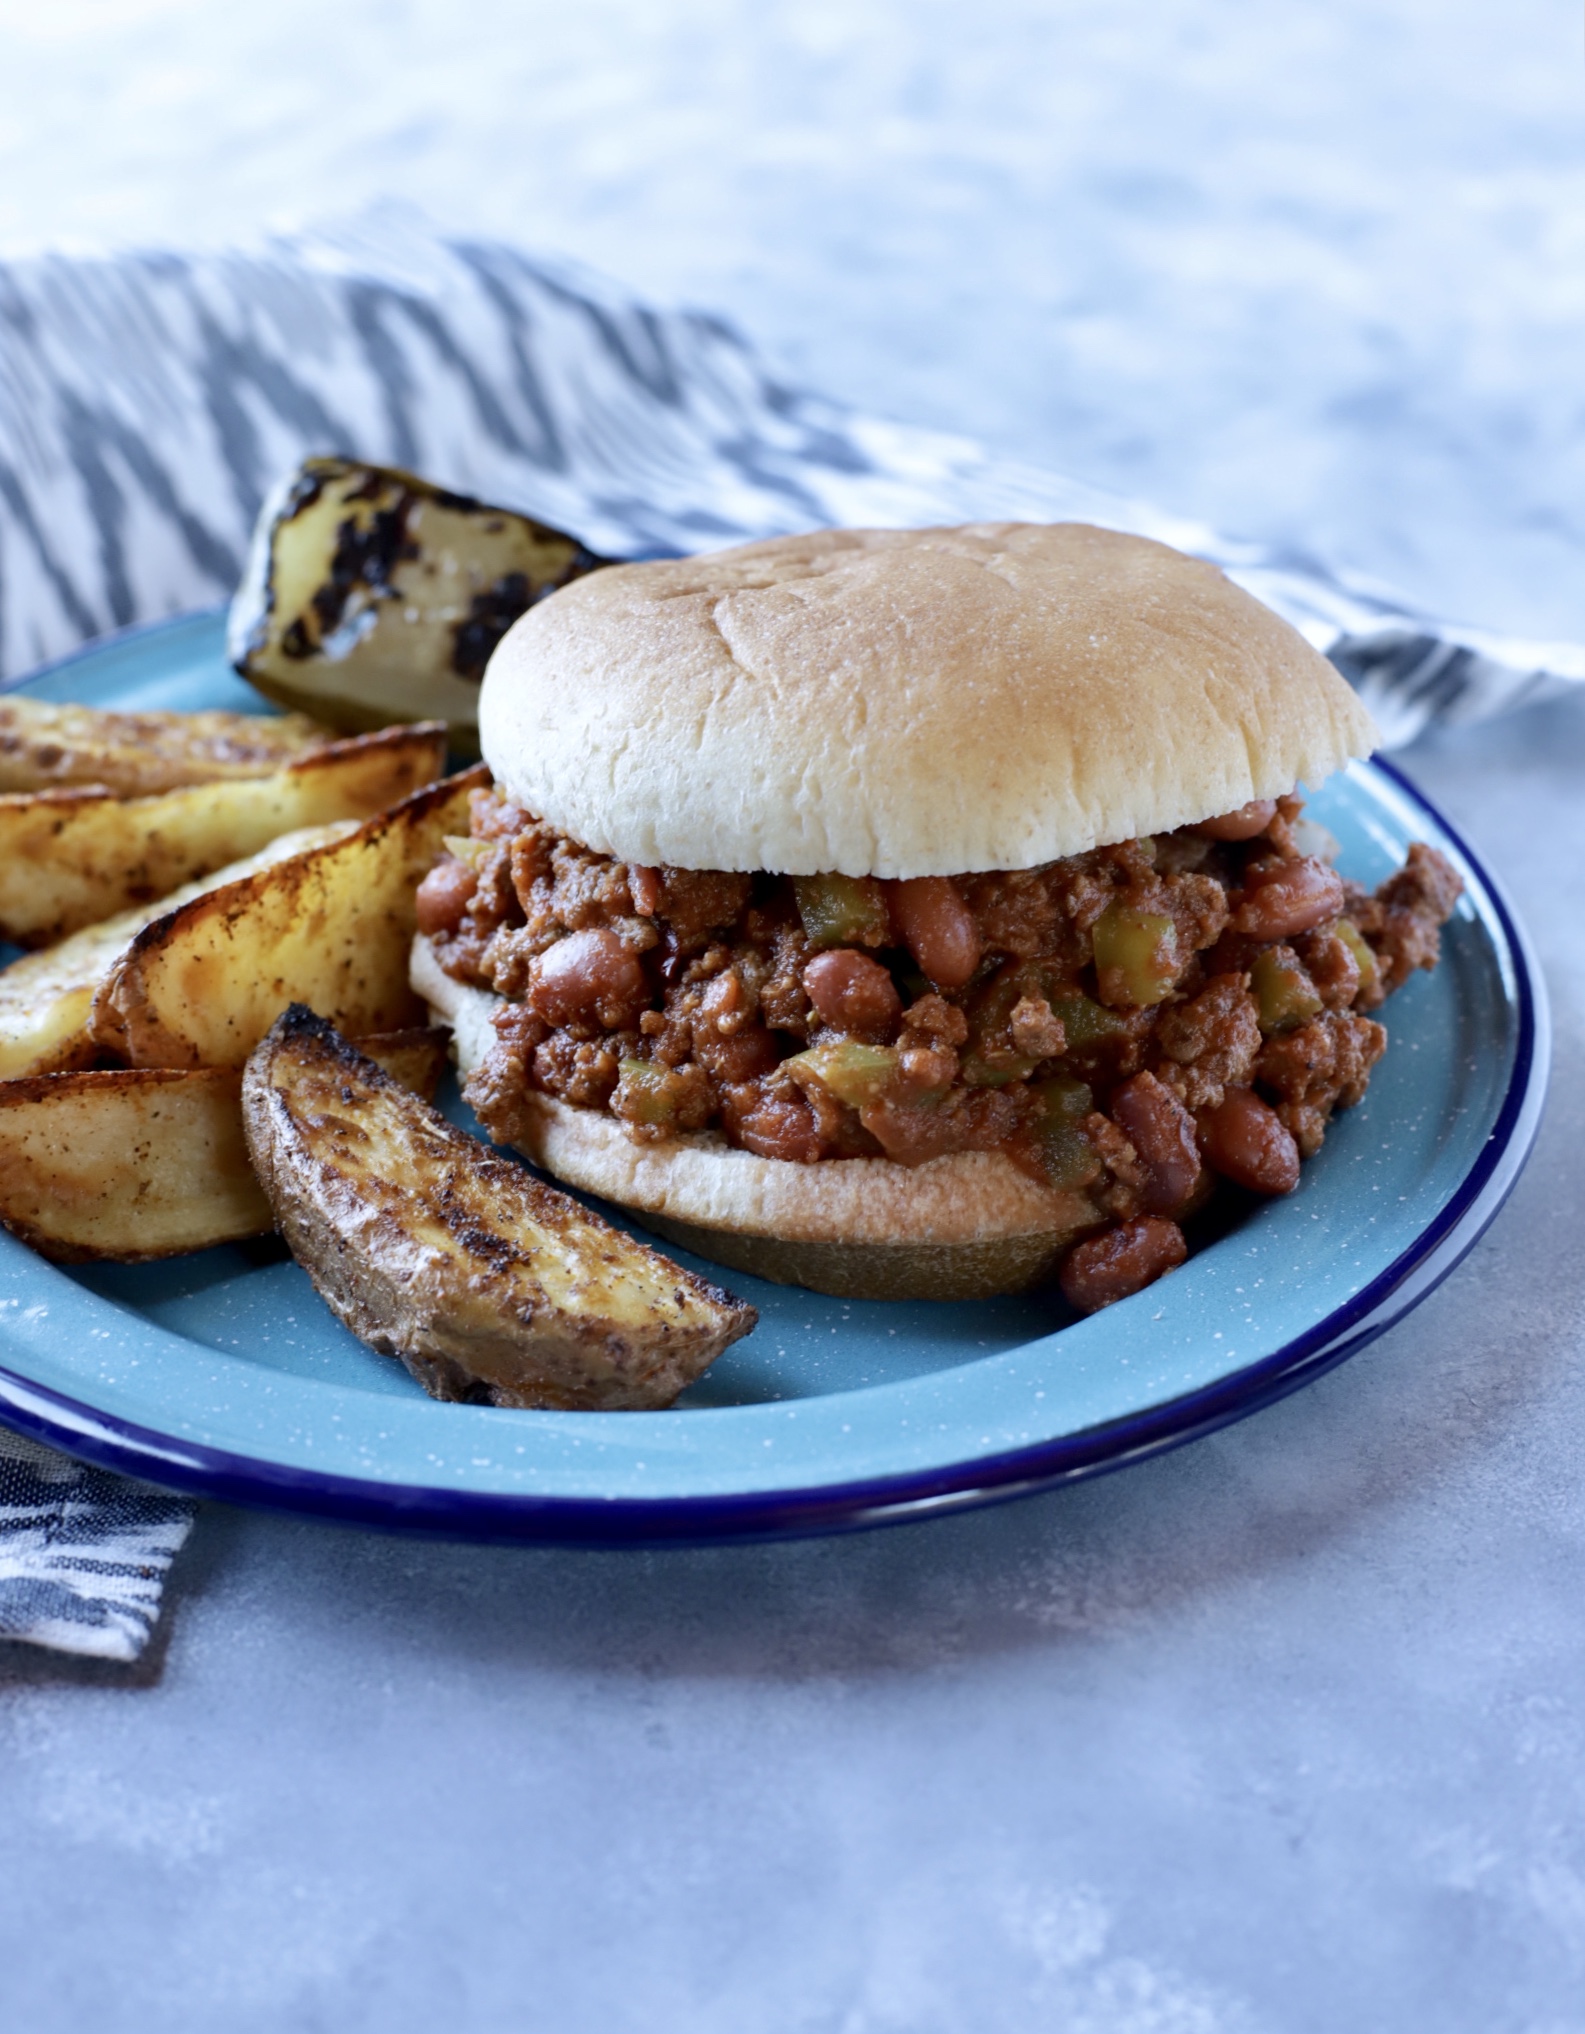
[[0, 1067, 270, 1262], [242, 1006, 756, 1410], [0, 1028, 450, 1263], [0, 694, 335, 797], [0, 820, 358, 1081], [229, 456, 606, 749], [0, 720, 447, 947], [91, 766, 487, 1070]]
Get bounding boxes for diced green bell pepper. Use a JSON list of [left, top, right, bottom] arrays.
[[1047, 991, 1126, 1049], [1251, 946, 1323, 1032], [961, 965, 1048, 1086], [1092, 902, 1179, 1007], [1335, 917, 1381, 999], [1031, 1075, 1101, 1189], [960, 963, 1126, 1085], [785, 1039, 898, 1107], [616, 1059, 679, 1127], [793, 874, 892, 949]]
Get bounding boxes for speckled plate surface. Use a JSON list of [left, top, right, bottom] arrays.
[[0, 612, 1550, 1541]]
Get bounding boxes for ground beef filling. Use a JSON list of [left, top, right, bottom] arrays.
[[419, 788, 1462, 1312]]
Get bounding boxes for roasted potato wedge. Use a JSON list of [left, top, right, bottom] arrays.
[[0, 694, 335, 796], [0, 1028, 450, 1263], [228, 456, 605, 749], [0, 721, 447, 946], [339, 1027, 452, 1107], [242, 1007, 755, 1409], [0, 1068, 268, 1262], [0, 821, 357, 1081], [92, 768, 488, 1069]]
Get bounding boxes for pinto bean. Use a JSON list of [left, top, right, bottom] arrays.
[[628, 864, 665, 916], [721, 1084, 824, 1163], [889, 877, 981, 989], [1233, 856, 1345, 941], [1193, 799, 1278, 842], [414, 856, 478, 938], [695, 1023, 781, 1084], [699, 969, 746, 1034], [1059, 1217, 1187, 1313], [803, 948, 903, 1039], [1109, 1070, 1202, 1215], [1200, 1087, 1301, 1195], [1295, 925, 1362, 1010], [528, 928, 649, 1029]]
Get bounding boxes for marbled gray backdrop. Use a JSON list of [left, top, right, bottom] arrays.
[[2, 0, 1580, 645], [1, 4, 1583, 2030]]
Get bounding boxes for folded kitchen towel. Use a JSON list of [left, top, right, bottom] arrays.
[[0, 1428, 194, 1662], [3, 209, 1582, 739], [2, 210, 1581, 1657]]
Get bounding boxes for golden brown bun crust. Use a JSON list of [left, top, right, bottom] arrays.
[[634, 1217, 1080, 1303], [412, 937, 1097, 1301], [480, 521, 1378, 879]]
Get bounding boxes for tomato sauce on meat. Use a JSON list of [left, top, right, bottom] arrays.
[[420, 787, 1461, 1313]]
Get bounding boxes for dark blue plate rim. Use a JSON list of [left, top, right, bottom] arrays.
[[0, 733, 1547, 1542]]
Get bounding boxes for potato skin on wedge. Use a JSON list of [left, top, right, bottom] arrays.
[[242, 1006, 757, 1410]]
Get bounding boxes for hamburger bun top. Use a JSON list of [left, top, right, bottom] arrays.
[[479, 521, 1378, 879]]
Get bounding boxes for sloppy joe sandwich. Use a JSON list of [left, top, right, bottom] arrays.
[[412, 521, 1463, 1309]]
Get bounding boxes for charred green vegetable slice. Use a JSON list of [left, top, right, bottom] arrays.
[[228, 457, 607, 751]]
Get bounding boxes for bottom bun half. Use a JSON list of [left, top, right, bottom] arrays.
[[412, 936, 1097, 1301]]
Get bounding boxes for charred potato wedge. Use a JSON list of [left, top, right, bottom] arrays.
[[0, 695, 334, 797], [229, 456, 606, 749], [91, 768, 487, 1069], [243, 1007, 756, 1410], [0, 1029, 450, 1264], [0, 721, 446, 947], [0, 821, 357, 1081]]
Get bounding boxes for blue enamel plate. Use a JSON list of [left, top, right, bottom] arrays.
[[0, 613, 1551, 1541]]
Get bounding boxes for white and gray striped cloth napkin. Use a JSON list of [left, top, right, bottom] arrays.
[[2, 212, 1580, 1658], [0, 1431, 193, 1661]]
